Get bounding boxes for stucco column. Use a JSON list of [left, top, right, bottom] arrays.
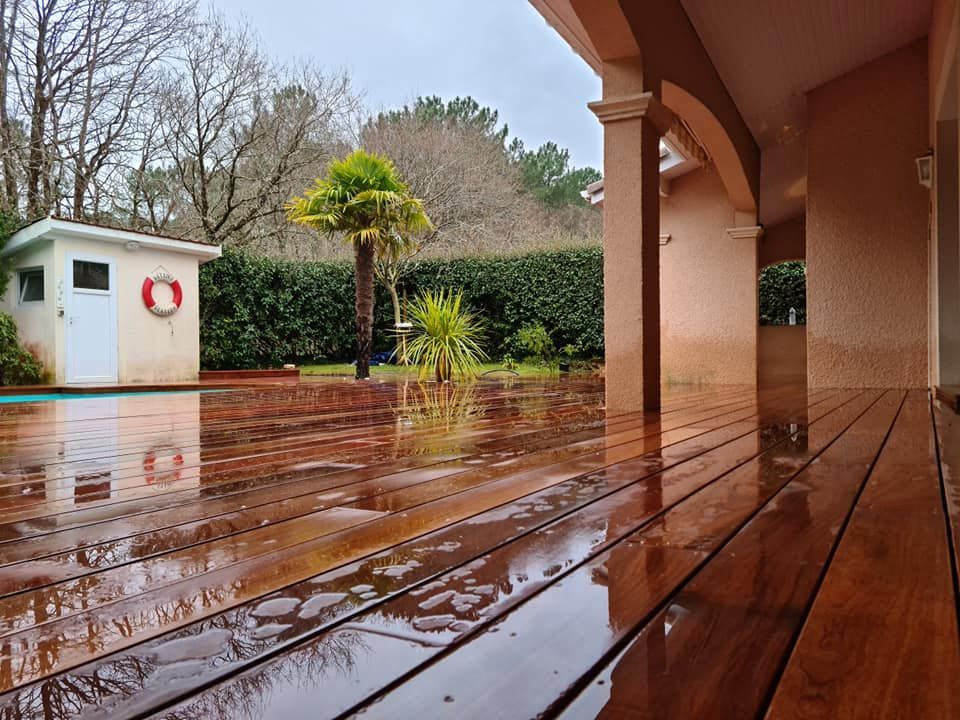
[[589, 91, 672, 413], [936, 119, 960, 385]]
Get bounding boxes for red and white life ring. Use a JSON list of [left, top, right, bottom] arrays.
[[142, 268, 182, 316], [143, 447, 185, 487]]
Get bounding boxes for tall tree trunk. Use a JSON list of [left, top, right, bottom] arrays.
[[354, 241, 375, 380], [72, 174, 87, 219], [0, 0, 18, 212], [26, 3, 50, 218]]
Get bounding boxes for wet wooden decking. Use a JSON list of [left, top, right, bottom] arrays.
[[0, 379, 958, 719]]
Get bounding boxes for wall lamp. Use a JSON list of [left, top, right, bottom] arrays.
[[916, 150, 933, 189]]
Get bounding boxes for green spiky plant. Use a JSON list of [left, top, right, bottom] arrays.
[[287, 150, 431, 379], [406, 289, 487, 382]]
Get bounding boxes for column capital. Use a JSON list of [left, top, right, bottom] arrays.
[[588, 92, 673, 134], [725, 225, 764, 241]]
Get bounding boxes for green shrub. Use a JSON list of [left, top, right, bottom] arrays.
[[199, 246, 604, 369], [406, 289, 487, 381], [0, 208, 21, 297], [511, 322, 555, 363], [0, 313, 44, 386]]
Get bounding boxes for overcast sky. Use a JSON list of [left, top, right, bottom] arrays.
[[211, 0, 603, 170]]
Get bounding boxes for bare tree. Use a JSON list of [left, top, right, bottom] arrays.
[[63, 0, 196, 219], [160, 15, 358, 247], [361, 106, 534, 258], [0, 1, 358, 242], [0, 0, 20, 211], [120, 112, 184, 233], [0, 0, 196, 218]]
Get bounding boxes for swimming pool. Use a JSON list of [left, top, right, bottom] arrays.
[[0, 390, 227, 404]]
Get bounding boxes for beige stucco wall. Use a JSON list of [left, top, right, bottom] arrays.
[[806, 40, 930, 388], [758, 325, 807, 389], [931, 0, 958, 133], [1, 240, 57, 373], [50, 237, 202, 383], [660, 166, 757, 385]]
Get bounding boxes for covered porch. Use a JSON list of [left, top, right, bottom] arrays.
[[532, 0, 945, 413]]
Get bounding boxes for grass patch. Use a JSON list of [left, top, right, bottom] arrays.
[[300, 361, 564, 379]]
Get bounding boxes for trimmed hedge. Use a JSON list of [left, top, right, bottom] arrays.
[[759, 260, 806, 325], [199, 249, 812, 369], [199, 247, 604, 369]]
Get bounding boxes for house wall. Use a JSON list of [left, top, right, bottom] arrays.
[[760, 216, 805, 269], [51, 237, 203, 383], [930, 0, 960, 387], [660, 166, 757, 385], [806, 39, 930, 388], [1, 240, 57, 373], [758, 325, 807, 389]]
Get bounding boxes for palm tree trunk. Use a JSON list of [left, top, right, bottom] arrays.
[[355, 241, 375, 380]]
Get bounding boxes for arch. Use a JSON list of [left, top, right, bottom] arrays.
[[759, 215, 805, 270], [662, 80, 757, 214], [759, 260, 806, 326]]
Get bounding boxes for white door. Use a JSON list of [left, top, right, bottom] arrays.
[[66, 254, 118, 383]]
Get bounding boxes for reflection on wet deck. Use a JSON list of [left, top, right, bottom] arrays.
[[0, 379, 958, 718]]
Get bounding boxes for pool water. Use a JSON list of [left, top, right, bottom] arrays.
[[0, 390, 226, 404]]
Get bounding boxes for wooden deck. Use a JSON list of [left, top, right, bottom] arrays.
[[0, 379, 958, 719]]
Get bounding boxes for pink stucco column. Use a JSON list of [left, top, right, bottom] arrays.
[[589, 91, 672, 413]]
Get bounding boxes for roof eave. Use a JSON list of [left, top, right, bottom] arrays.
[[2, 218, 222, 262]]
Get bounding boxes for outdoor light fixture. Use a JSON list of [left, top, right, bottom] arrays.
[[916, 151, 934, 189], [124, 240, 141, 251]]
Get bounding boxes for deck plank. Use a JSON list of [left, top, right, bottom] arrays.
[[0, 389, 820, 693], [0, 386, 794, 691], [0, 381, 951, 720], [144, 392, 875, 720], [0, 387, 762, 529], [0, 388, 793, 581], [552, 391, 905, 720], [0, 386, 839, 713], [764, 391, 960, 719], [321, 391, 895, 720]]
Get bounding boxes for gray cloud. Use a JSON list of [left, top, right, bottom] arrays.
[[211, 0, 603, 169]]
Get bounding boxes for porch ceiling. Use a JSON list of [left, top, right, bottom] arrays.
[[531, 0, 933, 225], [533, 0, 932, 151], [680, 0, 932, 150]]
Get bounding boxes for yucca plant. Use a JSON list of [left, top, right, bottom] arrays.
[[287, 150, 431, 379], [406, 289, 487, 382]]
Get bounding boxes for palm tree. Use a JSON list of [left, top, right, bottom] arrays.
[[288, 150, 431, 379]]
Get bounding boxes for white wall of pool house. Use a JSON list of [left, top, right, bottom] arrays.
[[1, 218, 220, 384]]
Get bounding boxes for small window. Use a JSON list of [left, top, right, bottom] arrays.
[[18, 268, 44, 303], [73, 260, 109, 291]]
